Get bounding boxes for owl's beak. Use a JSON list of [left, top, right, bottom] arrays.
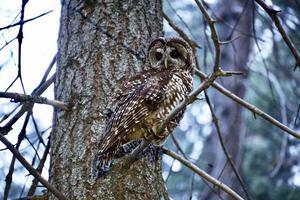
[[164, 58, 168, 69]]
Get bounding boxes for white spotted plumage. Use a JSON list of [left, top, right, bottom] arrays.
[[97, 37, 195, 176]]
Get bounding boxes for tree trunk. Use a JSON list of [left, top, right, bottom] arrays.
[[49, 1, 165, 199], [202, 0, 253, 199]]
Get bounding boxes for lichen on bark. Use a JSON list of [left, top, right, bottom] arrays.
[[50, 0, 165, 199]]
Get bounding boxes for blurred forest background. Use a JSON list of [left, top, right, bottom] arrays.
[[0, 0, 300, 199]]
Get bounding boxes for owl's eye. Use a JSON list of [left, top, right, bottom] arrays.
[[170, 50, 180, 59], [155, 52, 163, 61]]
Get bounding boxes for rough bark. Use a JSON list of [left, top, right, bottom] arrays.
[[49, 1, 165, 199], [202, 0, 253, 199]]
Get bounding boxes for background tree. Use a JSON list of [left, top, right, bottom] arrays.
[[201, 0, 253, 199]]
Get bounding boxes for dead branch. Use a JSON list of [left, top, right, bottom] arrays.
[[16, 0, 28, 93], [163, 12, 200, 49], [0, 11, 53, 31], [162, 147, 244, 200], [204, 91, 252, 200], [28, 138, 51, 196], [0, 92, 68, 111], [0, 133, 68, 200], [252, 68, 289, 177], [255, 0, 300, 69], [194, 0, 221, 72], [3, 111, 31, 199], [1, 73, 55, 133]]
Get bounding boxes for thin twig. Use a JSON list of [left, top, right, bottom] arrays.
[[252, 10, 276, 101], [28, 138, 51, 196], [0, 74, 55, 134], [204, 91, 252, 200], [165, 154, 176, 183], [37, 54, 57, 89], [255, 0, 300, 69], [203, 2, 264, 42], [17, 0, 28, 94], [194, 0, 221, 72], [226, 0, 252, 40], [165, 0, 197, 41], [0, 92, 68, 110], [0, 133, 68, 200], [0, 103, 21, 123], [219, 36, 242, 45], [0, 37, 17, 51], [295, 104, 300, 127], [3, 111, 31, 200], [171, 134, 188, 159], [3, 156, 16, 200], [163, 12, 200, 49], [30, 114, 46, 146], [162, 148, 244, 200], [189, 172, 196, 200], [0, 10, 53, 31]]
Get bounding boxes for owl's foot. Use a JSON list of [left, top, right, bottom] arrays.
[[115, 140, 142, 158], [97, 167, 109, 178], [139, 143, 162, 162]]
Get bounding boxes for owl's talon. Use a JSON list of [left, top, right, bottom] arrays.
[[115, 140, 142, 158], [137, 143, 161, 162]]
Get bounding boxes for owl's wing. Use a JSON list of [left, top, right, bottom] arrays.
[[99, 73, 168, 154]]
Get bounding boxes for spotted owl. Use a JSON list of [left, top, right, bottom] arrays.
[[97, 37, 195, 176]]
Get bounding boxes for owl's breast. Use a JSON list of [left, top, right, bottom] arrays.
[[164, 71, 192, 110], [145, 71, 193, 143]]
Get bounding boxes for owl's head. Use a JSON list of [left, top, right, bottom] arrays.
[[148, 37, 195, 72]]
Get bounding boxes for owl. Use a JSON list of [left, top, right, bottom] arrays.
[[97, 37, 195, 176]]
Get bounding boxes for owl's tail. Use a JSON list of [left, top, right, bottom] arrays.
[[97, 150, 115, 177]]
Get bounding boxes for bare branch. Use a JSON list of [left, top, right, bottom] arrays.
[[162, 148, 244, 200], [28, 138, 51, 196], [171, 134, 187, 159], [163, 12, 200, 49], [3, 111, 31, 199], [219, 36, 242, 45], [255, 0, 300, 69], [0, 133, 68, 200], [17, 0, 28, 94], [0, 92, 68, 111], [251, 68, 289, 176], [204, 91, 252, 200], [0, 10, 53, 31], [39, 54, 56, 85], [194, 0, 221, 72], [0, 103, 21, 123], [0, 37, 17, 51], [165, 0, 197, 40], [194, 69, 300, 140], [0, 73, 55, 133], [295, 104, 300, 127]]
